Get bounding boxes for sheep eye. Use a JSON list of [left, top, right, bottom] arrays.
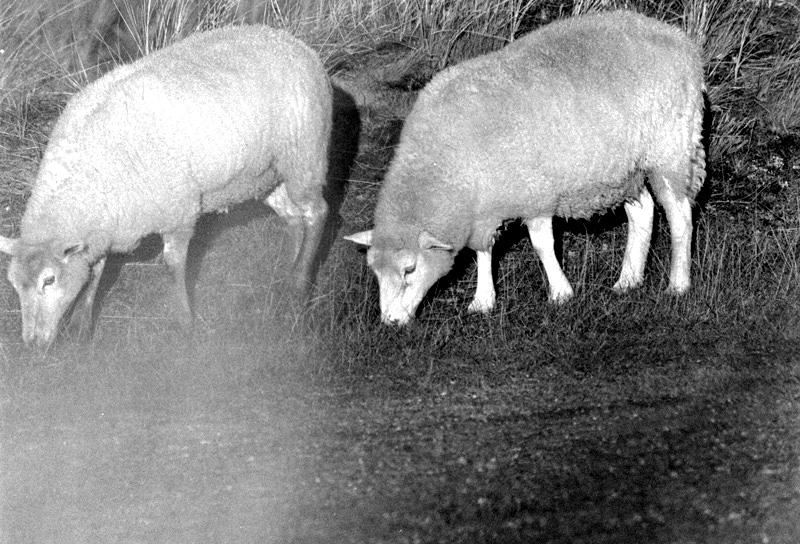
[[42, 275, 56, 288], [403, 264, 416, 277]]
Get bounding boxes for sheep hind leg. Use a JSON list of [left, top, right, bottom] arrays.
[[467, 248, 495, 314], [294, 194, 328, 296], [266, 184, 304, 264], [651, 174, 693, 294], [162, 228, 195, 329], [266, 184, 328, 296], [525, 217, 574, 303], [613, 189, 654, 292]]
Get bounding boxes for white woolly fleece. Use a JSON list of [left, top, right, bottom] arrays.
[[22, 25, 332, 255], [373, 10, 705, 254]]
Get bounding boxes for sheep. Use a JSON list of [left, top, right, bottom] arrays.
[[0, 25, 332, 347], [345, 10, 706, 325]]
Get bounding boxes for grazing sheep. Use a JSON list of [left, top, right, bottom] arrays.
[[345, 10, 706, 325], [0, 25, 332, 347]]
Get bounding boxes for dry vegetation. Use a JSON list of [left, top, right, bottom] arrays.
[[0, 0, 798, 381]]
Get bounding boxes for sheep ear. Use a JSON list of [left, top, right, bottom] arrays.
[[418, 231, 452, 251], [0, 235, 18, 256], [57, 241, 87, 262], [344, 230, 373, 247], [56, 232, 108, 263]]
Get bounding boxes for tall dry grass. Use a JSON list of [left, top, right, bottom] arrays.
[[2, 0, 798, 153], [0, 0, 542, 127], [688, 0, 800, 156]]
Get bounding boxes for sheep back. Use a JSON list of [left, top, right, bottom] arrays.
[[373, 10, 705, 252], [21, 25, 332, 253]]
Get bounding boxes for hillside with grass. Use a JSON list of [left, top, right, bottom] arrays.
[[1, 1, 799, 543]]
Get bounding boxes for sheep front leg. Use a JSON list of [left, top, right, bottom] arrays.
[[525, 217, 574, 303], [468, 248, 496, 314], [294, 194, 328, 295], [613, 188, 654, 292], [72, 256, 107, 340], [162, 228, 194, 328]]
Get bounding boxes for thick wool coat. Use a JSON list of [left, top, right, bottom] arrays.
[[373, 10, 705, 253], [21, 25, 332, 255]]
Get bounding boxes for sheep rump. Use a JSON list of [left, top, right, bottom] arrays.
[[1, 24, 332, 347], [346, 10, 706, 325]]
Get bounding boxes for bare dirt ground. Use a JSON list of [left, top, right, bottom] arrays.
[[3, 333, 799, 543], [2, 73, 800, 543]]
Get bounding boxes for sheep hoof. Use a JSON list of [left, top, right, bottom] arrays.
[[467, 297, 495, 314], [64, 306, 95, 343], [182, 323, 196, 344], [178, 315, 195, 335], [548, 288, 574, 305], [612, 278, 642, 293], [667, 283, 690, 296], [293, 278, 313, 304], [75, 320, 94, 343]]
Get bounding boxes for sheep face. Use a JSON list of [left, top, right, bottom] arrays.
[[2, 241, 91, 348], [345, 230, 455, 325]]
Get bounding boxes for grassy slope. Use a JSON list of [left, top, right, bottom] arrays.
[[2, 1, 800, 542]]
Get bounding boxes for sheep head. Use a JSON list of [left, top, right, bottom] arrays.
[[0, 237, 92, 348], [345, 230, 455, 325]]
